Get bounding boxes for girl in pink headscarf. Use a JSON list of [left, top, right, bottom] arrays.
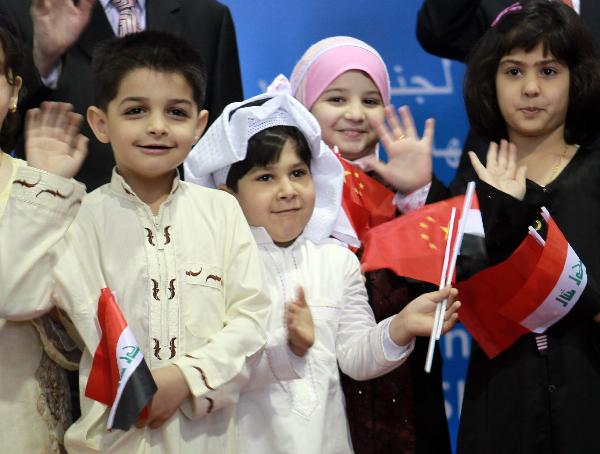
[[284, 36, 436, 208], [277, 36, 452, 454]]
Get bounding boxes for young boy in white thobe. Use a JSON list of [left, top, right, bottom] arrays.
[[184, 92, 460, 453], [0, 31, 270, 453]]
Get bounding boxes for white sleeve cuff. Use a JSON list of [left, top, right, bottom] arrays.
[[393, 182, 431, 213], [382, 317, 415, 361], [40, 62, 62, 90], [11, 165, 86, 216]]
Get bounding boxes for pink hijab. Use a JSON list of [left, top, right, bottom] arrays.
[[289, 36, 391, 110]]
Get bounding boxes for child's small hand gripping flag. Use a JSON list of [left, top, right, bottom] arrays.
[[85, 288, 157, 431]]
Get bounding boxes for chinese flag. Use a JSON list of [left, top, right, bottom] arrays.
[[361, 194, 473, 285], [337, 156, 396, 241]]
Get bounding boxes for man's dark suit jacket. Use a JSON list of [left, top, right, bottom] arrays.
[[417, 0, 600, 63], [0, 0, 243, 190]]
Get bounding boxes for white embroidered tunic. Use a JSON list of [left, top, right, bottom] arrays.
[[0, 166, 270, 453], [237, 228, 414, 454]]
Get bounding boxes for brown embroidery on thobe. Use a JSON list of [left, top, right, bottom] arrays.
[[186, 361, 215, 390], [206, 397, 214, 414], [168, 279, 176, 300], [36, 188, 67, 199], [169, 338, 177, 359], [13, 179, 39, 188], [164, 226, 171, 245], [206, 274, 222, 284], [121, 184, 134, 196], [151, 279, 160, 301], [145, 228, 155, 246], [153, 338, 162, 360], [186, 269, 202, 277]]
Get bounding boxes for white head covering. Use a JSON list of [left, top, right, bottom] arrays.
[[184, 92, 359, 246]]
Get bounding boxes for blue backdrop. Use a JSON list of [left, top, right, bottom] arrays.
[[222, 0, 472, 450]]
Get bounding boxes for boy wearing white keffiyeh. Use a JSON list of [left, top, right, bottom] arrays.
[[184, 92, 460, 454]]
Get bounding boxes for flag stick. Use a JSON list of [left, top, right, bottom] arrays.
[[528, 226, 546, 247], [435, 181, 476, 341], [425, 207, 456, 373]]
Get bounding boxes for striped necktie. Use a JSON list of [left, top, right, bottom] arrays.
[[110, 0, 140, 37]]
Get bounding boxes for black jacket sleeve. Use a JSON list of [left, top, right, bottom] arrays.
[[416, 0, 490, 62]]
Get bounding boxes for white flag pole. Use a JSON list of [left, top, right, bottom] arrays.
[[424, 207, 456, 373], [435, 181, 476, 341]]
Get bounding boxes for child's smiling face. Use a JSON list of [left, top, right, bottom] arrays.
[[310, 70, 385, 161], [88, 68, 208, 184], [232, 139, 315, 247]]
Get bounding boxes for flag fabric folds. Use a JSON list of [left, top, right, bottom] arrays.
[[337, 155, 397, 241], [457, 210, 587, 358], [85, 288, 157, 430], [361, 194, 481, 285], [359, 189, 588, 358]]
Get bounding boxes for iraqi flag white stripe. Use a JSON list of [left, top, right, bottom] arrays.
[[462, 208, 485, 238], [520, 244, 587, 333], [107, 326, 144, 429]]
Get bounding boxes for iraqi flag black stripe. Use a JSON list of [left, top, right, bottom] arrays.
[[111, 358, 157, 430]]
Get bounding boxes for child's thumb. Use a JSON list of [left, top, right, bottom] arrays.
[[294, 287, 307, 306], [429, 286, 454, 302]]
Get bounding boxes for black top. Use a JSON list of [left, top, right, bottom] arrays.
[[458, 144, 600, 454]]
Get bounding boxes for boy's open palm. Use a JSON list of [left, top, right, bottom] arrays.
[[25, 102, 88, 179], [469, 140, 527, 201], [286, 288, 315, 357], [364, 105, 434, 194]]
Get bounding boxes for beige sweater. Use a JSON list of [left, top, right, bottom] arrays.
[[0, 155, 78, 453], [0, 165, 270, 453]]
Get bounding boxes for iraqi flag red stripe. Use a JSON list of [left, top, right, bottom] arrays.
[[497, 211, 587, 332]]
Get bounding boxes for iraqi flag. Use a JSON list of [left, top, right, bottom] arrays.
[[457, 208, 588, 357], [360, 193, 484, 285], [85, 288, 157, 430]]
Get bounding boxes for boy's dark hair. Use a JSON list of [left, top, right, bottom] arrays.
[[463, 0, 600, 145], [0, 15, 22, 151], [92, 31, 207, 111], [226, 125, 312, 192]]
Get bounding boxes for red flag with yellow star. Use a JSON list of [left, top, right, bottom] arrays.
[[337, 156, 397, 241], [361, 194, 479, 285]]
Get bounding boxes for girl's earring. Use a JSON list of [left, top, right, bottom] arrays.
[[9, 103, 17, 113]]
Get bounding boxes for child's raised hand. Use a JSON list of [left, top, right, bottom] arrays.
[[389, 286, 460, 346], [286, 288, 315, 357], [363, 105, 434, 194], [25, 102, 88, 179], [469, 140, 527, 201], [135, 365, 191, 430]]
